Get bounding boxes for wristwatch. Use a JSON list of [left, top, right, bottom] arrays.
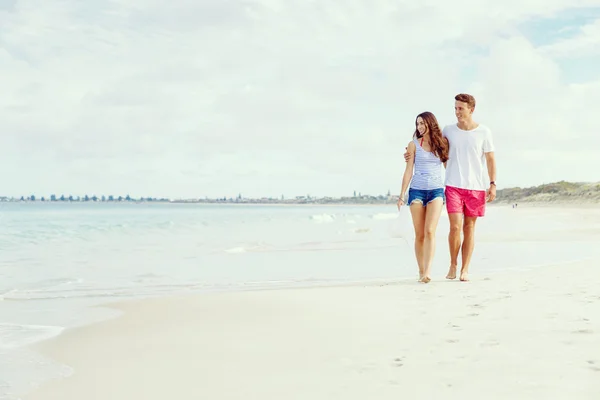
[[490, 181, 496, 186]]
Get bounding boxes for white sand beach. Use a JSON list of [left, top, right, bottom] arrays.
[[24, 259, 600, 400]]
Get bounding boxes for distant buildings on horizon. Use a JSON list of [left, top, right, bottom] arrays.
[[0, 190, 397, 204], [3, 181, 597, 205], [0, 194, 167, 203]]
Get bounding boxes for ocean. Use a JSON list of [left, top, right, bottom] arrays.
[[1, 202, 599, 399]]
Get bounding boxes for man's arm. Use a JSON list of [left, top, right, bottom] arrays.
[[485, 151, 496, 202], [443, 137, 449, 169]]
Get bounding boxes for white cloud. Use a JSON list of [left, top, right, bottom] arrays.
[[539, 18, 600, 57], [468, 30, 600, 186], [1, 0, 599, 198]]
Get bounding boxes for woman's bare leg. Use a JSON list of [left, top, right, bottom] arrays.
[[409, 202, 426, 280], [422, 198, 444, 282]]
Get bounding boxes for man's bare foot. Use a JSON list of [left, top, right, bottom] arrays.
[[460, 271, 469, 281], [446, 266, 457, 280], [420, 276, 431, 283]]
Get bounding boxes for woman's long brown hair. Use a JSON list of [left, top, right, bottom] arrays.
[[413, 111, 449, 163]]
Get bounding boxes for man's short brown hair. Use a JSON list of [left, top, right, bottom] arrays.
[[455, 93, 476, 110]]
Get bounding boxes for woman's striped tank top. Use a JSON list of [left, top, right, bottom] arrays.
[[410, 137, 444, 190]]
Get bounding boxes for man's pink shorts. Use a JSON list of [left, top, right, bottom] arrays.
[[445, 185, 486, 217]]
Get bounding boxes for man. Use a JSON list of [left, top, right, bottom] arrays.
[[404, 94, 496, 281]]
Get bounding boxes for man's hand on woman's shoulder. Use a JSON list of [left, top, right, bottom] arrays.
[[403, 141, 415, 163]]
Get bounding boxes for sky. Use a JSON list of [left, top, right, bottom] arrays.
[[1, 0, 600, 199]]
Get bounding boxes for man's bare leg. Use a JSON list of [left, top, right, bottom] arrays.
[[460, 216, 478, 281], [447, 213, 463, 279]]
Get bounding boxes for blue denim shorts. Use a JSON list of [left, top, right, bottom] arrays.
[[408, 188, 445, 206]]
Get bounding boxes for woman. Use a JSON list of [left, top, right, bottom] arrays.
[[397, 111, 449, 283]]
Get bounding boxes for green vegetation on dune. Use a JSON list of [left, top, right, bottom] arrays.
[[496, 181, 600, 203]]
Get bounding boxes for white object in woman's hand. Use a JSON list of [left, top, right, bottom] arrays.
[[397, 198, 405, 210]]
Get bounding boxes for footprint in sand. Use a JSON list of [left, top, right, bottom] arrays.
[[572, 329, 594, 335], [393, 357, 404, 367], [587, 361, 600, 372], [343, 358, 378, 374], [480, 340, 500, 347], [357, 363, 377, 373], [446, 339, 459, 344]]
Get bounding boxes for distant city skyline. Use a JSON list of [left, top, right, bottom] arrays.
[[1, 191, 397, 205], [1, 2, 599, 198], [1, 189, 389, 202], [3, 180, 598, 203]]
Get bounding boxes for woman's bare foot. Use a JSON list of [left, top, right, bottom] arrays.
[[420, 276, 431, 283], [446, 265, 457, 280], [459, 271, 469, 281]]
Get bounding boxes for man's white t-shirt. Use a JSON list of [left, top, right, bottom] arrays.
[[443, 123, 495, 191]]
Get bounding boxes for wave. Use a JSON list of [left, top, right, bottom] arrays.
[[310, 214, 336, 223], [0, 280, 204, 301], [0, 271, 400, 301], [225, 247, 247, 254], [0, 323, 64, 349], [0, 278, 86, 301], [224, 242, 272, 254], [371, 213, 398, 220]]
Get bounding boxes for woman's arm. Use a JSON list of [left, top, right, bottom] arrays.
[[399, 141, 416, 204]]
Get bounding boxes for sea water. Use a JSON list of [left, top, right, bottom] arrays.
[[1, 202, 599, 399]]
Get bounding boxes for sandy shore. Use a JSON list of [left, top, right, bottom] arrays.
[[494, 201, 600, 209], [24, 261, 600, 400]]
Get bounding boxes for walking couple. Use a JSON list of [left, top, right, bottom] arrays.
[[397, 93, 497, 283]]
